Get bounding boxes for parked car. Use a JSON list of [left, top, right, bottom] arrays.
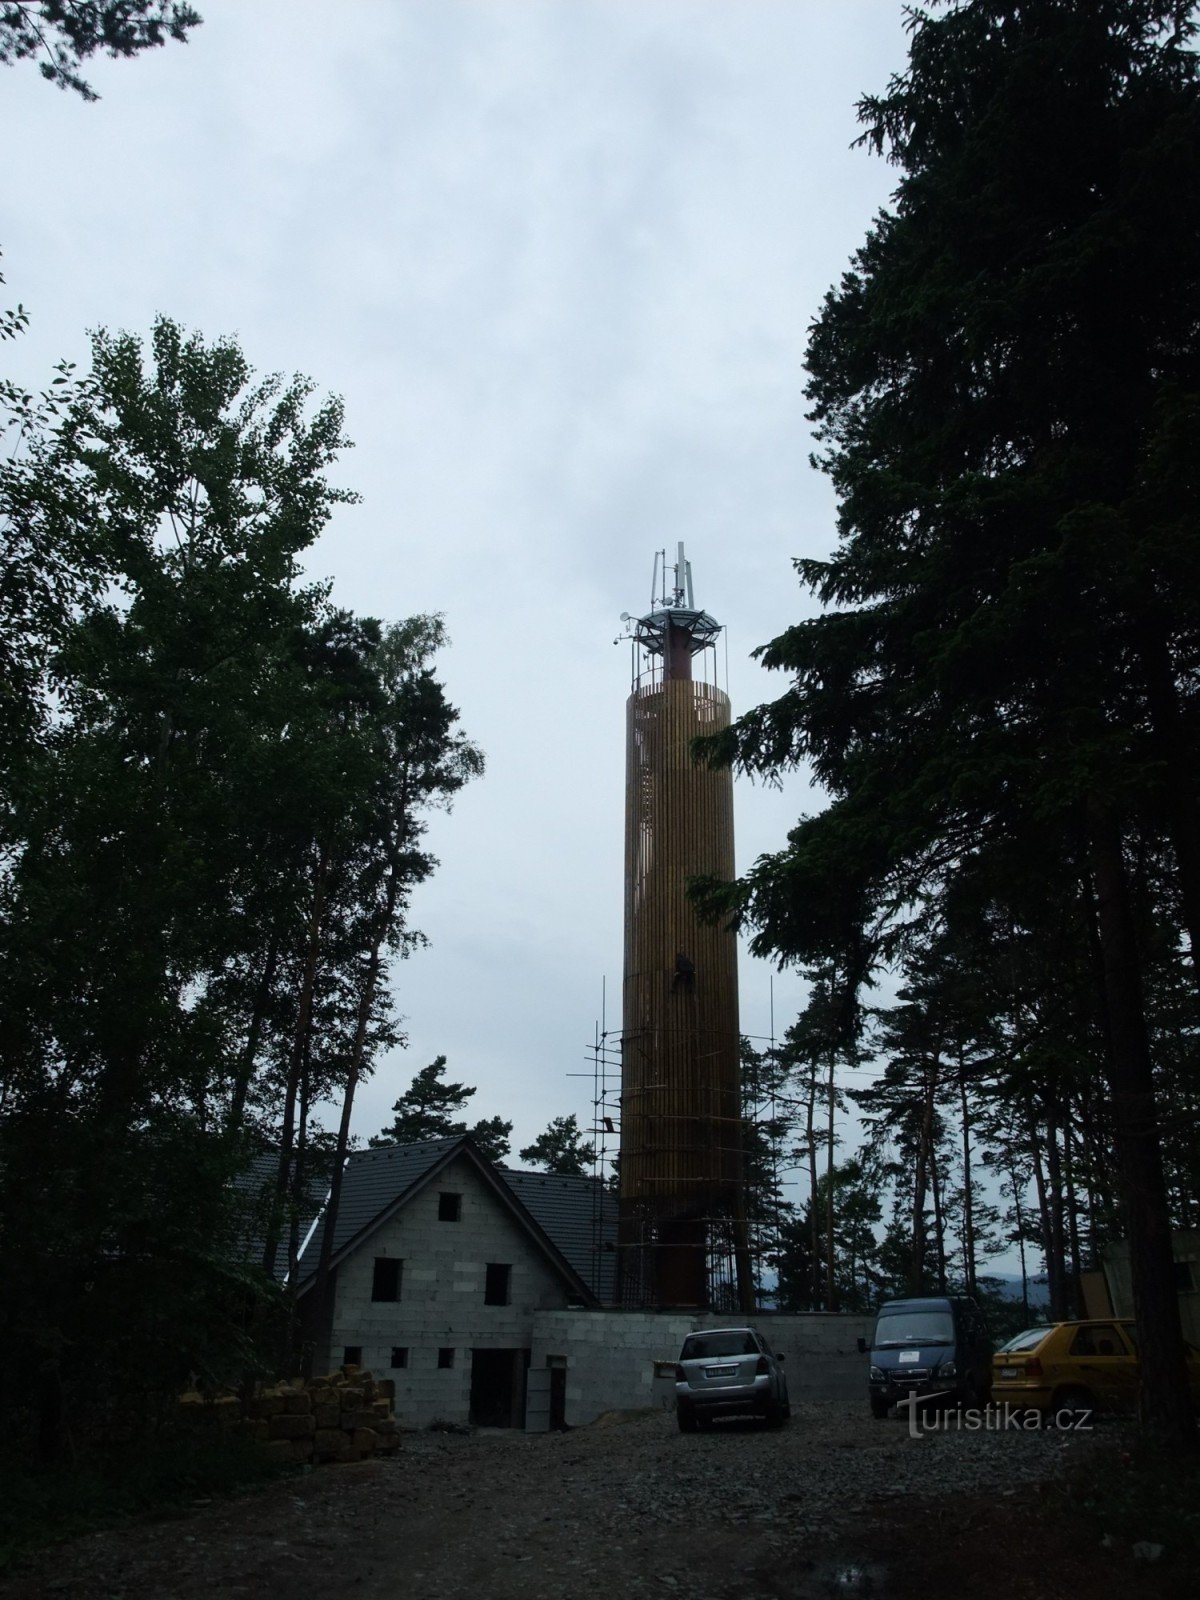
[[858, 1295, 993, 1417], [675, 1326, 790, 1432], [991, 1319, 1200, 1416]]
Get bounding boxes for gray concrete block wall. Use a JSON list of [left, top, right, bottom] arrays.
[[530, 1310, 695, 1426], [328, 1154, 575, 1428], [720, 1313, 873, 1402], [527, 1309, 873, 1426]]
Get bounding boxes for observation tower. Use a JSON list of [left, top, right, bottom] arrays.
[[616, 545, 753, 1311]]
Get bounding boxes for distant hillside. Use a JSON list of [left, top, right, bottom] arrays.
[[982, 1272, 1051, 1308]]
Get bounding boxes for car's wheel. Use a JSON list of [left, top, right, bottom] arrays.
[[764, 1398, 786, 1428], [870, 1396, 890, 1419], [1052, 1386, 1095, 1424], [696, 1412, 714, 1431], [676, 1404, 697, 1434]]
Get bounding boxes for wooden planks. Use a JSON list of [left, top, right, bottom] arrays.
[[619, 679, 742, 1215]]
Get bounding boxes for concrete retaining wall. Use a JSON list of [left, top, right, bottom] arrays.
[[526, 1309, 872, 1429]]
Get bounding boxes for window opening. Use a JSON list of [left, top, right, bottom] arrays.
[[484, 1263, 512, 1305], [438, 1192, 462, 1221], [372, 1257, 403, 1302]]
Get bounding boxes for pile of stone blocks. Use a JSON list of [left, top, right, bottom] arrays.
[[178, 1365, 399, 1467]]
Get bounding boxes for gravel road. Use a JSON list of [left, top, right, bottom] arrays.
[[1, 1400, 1102, 1600]]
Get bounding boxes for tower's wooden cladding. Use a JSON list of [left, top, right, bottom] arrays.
[[620, 675, 743, 1305]]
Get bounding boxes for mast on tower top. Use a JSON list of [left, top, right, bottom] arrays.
[[626, 541, 721, 684]]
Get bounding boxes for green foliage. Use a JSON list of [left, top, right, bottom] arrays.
[[775, 1157, 885, 1313], [519, 1114, 596, 1176], [0, 1, 201, 100], [370, 1056, 512, 1162], [700, 0, 1200, 968], [694, 0, 1200, 1433], [0, 312, 482, 1460]]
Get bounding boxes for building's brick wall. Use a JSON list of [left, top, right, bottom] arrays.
[[328, 1154, 579, 1428]]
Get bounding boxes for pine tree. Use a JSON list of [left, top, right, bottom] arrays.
[[697, 1, 1200, 1446], [370, 1057, 512, 1162], [519, 1115, 597, 1177]]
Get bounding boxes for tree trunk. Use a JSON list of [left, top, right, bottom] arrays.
[[1064, 1111, 1083, 1305], [825, 1051, 837, 1312], [311, 882, 398, 1363], [262, 844, 329, 1281], [227, 925, 280, 1134], [1087, 796, 1195, 1449], [1136, 621, 1200, 988], [928, 1126, 947, 1295], [909, 1085, 932, 1297], [289, 1054, 312, 1291], [958, 1055, 976, 1296], [806, 1070, 820, 1310], [1044, 1103, 1069, 1319], [1029, 1126, 1062, 1318], [1008, 1154, 1031, 1323]]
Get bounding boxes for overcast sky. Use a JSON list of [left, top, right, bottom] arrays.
[[2, 2, 917, 1199]]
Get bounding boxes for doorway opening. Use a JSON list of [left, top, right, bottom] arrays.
[[469, 1347, 530, 1427]]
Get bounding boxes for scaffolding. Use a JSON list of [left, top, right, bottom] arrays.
[[581, 1014, 790, 1310]]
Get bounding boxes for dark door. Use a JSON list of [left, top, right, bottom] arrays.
[[469, 1348, 529, 1427], [549, 1365, 566, 1430]]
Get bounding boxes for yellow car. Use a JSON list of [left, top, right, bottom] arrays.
[[991, 1319, 1200, 1415]]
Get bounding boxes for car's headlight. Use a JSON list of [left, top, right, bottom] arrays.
[[869, 1366, 885, 1380], [938, 1361, 957, 1378]]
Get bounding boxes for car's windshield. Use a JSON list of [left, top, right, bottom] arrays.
[[681, 1331, 757, 1360], [873, 1311, 954, 1347], [997, 1327, 1050, 1353]]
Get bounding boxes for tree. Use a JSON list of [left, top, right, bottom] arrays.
[[0, 1, 200, 100], [519, 1115, 596, 1177], [0, 315, 400, 1455], [698, 0, 1200, 1448], [370, 1056, 512, 1162], [737, 1038, 796, 1307], [1, 260, 101, 803], [308, 617, 484, 1355]]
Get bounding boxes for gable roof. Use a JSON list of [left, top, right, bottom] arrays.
[[499, 1166, 617, 1304], [282, 1136, 603, 1306]]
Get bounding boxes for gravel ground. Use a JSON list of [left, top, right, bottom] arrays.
[[0, 1400, 1107, 1600]]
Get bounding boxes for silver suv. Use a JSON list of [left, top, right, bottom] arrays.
[[674, 1326, 790, 1432]]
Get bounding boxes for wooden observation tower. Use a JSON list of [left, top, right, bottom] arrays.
[[616, 546, 754, 1311]]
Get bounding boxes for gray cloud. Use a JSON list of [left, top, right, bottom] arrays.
[[1, 0, 908, 1172]]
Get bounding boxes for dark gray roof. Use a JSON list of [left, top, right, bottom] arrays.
[[294, 1137, 463, 1281], [499, 1167, 617, 1304], [237, 1138, 617, 1305], [230, 1150, 330, 1271]]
